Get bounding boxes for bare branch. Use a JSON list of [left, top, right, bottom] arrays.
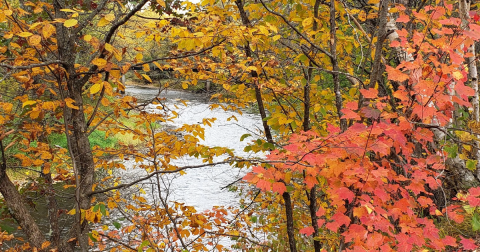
[[0, 61, 65, 70]]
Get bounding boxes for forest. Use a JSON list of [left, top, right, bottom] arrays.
[[1, 0, 480, 251]]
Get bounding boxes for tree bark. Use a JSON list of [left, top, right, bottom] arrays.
[[282, 192, 297, 252], [330, 0, 347, 132], [235, 0, 274, 144], [369, 0, 390, 91]]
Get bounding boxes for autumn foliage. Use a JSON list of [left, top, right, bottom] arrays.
[[2, 0, 480, 251]]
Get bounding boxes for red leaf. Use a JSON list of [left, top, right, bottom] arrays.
[[326, 212, 350, 232], [272, 182, 286, 194], [446, 207, 465, 224], [256, 179, 270, 191], [456, 82, 475, 97], [316, 207, 326, 217], [396, 15, 410, 23], [460, 237, 477, 250], [337, 187, 355, 202], [469, 187, 480, 197], [341, 108, 360, 120], [299, 226, 315, 236], [343, 224, 367, 243], [386, 65, 409, 82], [442, 236, 457, 247], [360, 88, 378, 99]]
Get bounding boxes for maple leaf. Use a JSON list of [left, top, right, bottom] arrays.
[[360, 88, 378, 99], [396, 15, 410, 23], [442, 236, 457, 247], [326, 212, 350, 232], [343, 224, 367, 243], [337, 187, 355, 202], [460, 237, 477, 250], [361, 107, 381, 119], [446, 206, 465, 223], [455, 82, 475, 97], [385, 65, 409, 82], [341, 108, 360, 120], [272, 182, 286, 194], [299, 226, 315, 236], [469, 187, 480, 197]]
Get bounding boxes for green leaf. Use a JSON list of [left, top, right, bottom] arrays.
[[93, 204, 99, 212], [299, 54, 308, 63], [444, 145, 458, 159], [467, 159, 477, 171], [113, 221, 121, 229], [99, 204, 106, 216], [138, 240, 150, 252], [240, 134, 251, 141], [263, 142, 275, 150], [250, 216, 257, 223], [472, 213, 480, 231]]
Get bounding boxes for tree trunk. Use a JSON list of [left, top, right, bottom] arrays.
[[282, 192, 297, 252], [330, 0, 347, 132], [0, 141, 46, 250]]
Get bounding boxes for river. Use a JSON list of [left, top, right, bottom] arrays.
[[124, 85, 264, 211]]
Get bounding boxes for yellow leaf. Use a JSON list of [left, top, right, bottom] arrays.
[[452, 71, 464, 80], [90, 83, 103, 94], [284, 172, 292, 184], [18, 32, 33, 38], [60, 9, 76, 12], [113, 49, 122, 61], [104, 13, 115, 22], [91, 231, 99, 241], [142, 74, 152, 83], [97, 17, 110, 27], [30, 110, 41, 119], [143, 64, 150, 72], [64, 98, 79, 110], [43, 165, 50, 174], [23, 100, 37, 108], [67, 208, 76, 215], [92, 58, 107, 67], [84, 34, 92, 41], [29, 35, 42, 46], [104, 43, 113, 52], [302, 18, 313, 27], [358, 10, 367, 22], [182, 82, 188, 89], [41, 241, 51, 249], [156, 0, 166, 7], [64, 19, 78, 28]]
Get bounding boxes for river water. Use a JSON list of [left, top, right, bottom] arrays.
[[124, 85, 264, 211]]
